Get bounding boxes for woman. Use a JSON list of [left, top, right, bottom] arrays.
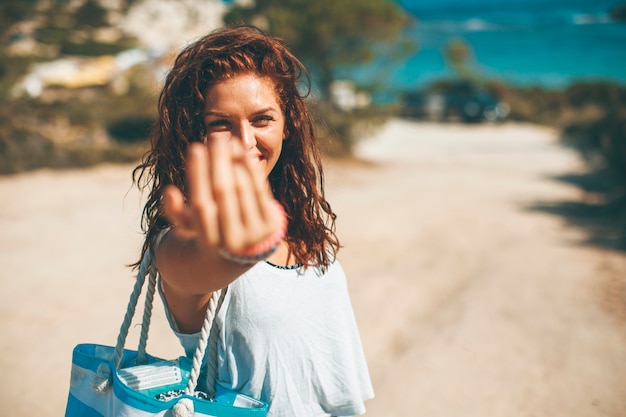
[[133, 25, 373, 417]]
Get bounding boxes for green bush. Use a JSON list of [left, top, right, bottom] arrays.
[[107, 115, 155, 143], [563, 111, 626, 180], [59, 39, 128, 56], [35, 24, 72, 46]]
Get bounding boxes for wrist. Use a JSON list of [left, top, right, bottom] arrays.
[[219, 201, 287, 265]]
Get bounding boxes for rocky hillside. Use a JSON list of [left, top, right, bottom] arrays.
[[0, 0, 229, 175]]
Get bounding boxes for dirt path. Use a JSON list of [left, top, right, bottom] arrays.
[[1, 119, 625, 416], [330, 120, 626, 417]]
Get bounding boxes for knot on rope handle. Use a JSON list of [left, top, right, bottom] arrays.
[[91, 363, 112, 393], [172, 397, 194, 417]]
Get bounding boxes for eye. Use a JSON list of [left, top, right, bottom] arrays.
[[252, 115, 274, 126], [206, 119, 230, 131]]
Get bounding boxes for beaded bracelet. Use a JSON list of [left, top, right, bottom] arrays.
[[218, 201, 287, 265]]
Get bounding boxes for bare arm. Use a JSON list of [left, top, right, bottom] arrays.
[[155, 139, 283, 333]]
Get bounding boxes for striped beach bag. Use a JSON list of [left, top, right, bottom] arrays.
[[64, 250, 268, 417]]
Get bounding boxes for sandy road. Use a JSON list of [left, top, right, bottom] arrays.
[[331, 120, 626, 417], [1, 119, 625, 416]]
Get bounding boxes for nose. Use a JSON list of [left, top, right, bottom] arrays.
[[237, 122, 256, 150]]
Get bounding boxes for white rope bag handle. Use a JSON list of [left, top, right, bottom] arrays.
[[112, 249, 226, 397]]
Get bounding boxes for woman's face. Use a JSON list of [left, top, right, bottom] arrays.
[[203, 73, 286, 177]]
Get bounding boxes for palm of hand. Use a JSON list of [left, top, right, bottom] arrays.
[[162, 140, 284, 254]]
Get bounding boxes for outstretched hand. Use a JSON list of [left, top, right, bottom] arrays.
[[162, 139, 284, 256]]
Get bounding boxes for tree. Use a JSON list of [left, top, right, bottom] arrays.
[[223, 0, 411, 97], [0, 0, 38, 39], [74, 0, 109, 30], [444, 39, 475, 80]]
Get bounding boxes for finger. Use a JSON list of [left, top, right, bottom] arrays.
[[208, 137, 243, 250], [162, 185, 196, 237], [233, 157, 264, 233], [266, 198, 287, 235], [187, 143, 212, 205], [241, 151, 278, 225], [162, 185, 186, 226], [186, 143, 220, 246]]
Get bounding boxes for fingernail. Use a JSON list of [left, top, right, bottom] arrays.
[[189, 142, 206, 157]]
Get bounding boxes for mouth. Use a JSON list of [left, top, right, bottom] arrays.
[[249, 152, 264, 163]]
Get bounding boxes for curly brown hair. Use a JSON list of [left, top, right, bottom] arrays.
[[132, 25, 339, 270]]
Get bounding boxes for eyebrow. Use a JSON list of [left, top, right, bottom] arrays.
[[203, 107, 279, 117]]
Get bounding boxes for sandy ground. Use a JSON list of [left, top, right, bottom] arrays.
[[1, 119, 626, 416]]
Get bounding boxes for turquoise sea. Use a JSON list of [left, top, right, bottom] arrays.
[[338, 0, 626, 98]]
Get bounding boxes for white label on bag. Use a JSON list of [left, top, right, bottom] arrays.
[[118, 359, 184, 391]]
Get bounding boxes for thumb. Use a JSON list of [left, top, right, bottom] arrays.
[[162, 185, 195, 237]]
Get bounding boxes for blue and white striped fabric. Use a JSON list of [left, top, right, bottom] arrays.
[[65, 343, 268, 417], [64, 250, 268, 417]]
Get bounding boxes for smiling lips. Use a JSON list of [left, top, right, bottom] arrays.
[[250, 151, 263, 162]]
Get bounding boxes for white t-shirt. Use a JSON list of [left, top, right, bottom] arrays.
[[160, 259, 374, 417]]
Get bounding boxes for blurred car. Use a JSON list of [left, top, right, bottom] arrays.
[[401, 81, 510, 123]]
